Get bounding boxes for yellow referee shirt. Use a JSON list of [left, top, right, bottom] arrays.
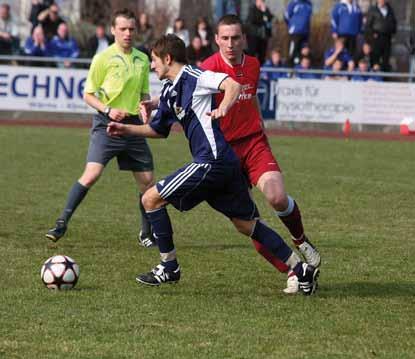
[[85, 44, 150, 115]]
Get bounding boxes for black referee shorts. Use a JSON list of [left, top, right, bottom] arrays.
[[86, 113, 154, 172]]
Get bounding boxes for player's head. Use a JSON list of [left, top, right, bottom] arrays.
[[151, 34, 187, 80], [215, 14, 246, 65], [111, 8, 137, 51]]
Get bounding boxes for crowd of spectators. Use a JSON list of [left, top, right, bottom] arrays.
[[0, 0, 411, 82]]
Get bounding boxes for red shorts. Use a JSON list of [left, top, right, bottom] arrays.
[[230, 132, 281, 186]]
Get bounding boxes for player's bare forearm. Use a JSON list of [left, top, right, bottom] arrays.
[[107, 122, 164, 138], [210, 77, 241, 119], [254, 96, 265, 129]]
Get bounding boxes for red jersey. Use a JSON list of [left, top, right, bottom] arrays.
[[201, 52, 263, 143]]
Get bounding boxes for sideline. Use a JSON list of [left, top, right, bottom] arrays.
[[1, 118, 415, 142]]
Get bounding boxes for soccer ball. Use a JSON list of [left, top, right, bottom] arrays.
[[40, 255, 80, 289]]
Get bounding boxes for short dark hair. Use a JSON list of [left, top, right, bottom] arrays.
[[111, 8, 137, 27], [216, 14, 244, 34], [151, 34, 188, 64]]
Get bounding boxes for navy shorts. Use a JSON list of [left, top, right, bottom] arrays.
[[86, 113, 154, 172], [156, 161, 259, 220]]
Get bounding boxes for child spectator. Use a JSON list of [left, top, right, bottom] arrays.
[[262, 48, 288, 80], [324, 59, 348, 81], [354, 42, 378, 70], [324, 37, 354, 71], [295, 56, 320, 79]]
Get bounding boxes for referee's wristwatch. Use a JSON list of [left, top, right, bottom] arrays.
[[104, 106, 111, 116]]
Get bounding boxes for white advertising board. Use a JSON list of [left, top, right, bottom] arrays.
[[276, 79, 415, 125], [0, 65, 163, 114]]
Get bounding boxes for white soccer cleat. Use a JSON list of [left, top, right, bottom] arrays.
[[298, 237, 321, 267], [283, 271, 299, 294]]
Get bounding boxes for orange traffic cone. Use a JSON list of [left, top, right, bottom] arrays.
[[343, 119, 351, 138]]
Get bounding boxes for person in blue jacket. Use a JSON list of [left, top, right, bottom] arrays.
[[49, 22, 79, 68], [24, 25, 51, 57], [331, 0, 362, 57], [284, 0, 312, 66]]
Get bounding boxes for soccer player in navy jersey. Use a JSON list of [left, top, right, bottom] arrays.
[[107, 34, 319, 295]]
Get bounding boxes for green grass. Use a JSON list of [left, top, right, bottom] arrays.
[[0, 126, 414, 359]]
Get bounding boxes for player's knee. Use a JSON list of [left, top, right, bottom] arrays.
[[232, 218, 255, 236], [266, 191, 288, 211], [79, 172, 100, 187], [141, 187, 162, 211]]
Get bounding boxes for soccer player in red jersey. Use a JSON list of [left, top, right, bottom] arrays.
[[201, 15, 321, 294]]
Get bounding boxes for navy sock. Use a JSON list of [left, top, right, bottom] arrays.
[[139, 193, 151, 235], [251, 220, 292, 263], [146, 207, 174, 252], [60, 181, 89, 223], [162, 259, 179, 271]]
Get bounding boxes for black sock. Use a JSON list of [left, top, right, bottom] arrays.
[[139, 193, 151, 235], [59, 181, 89, 223]]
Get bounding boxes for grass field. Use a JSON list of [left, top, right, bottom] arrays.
[[0, 125, 414, 359]]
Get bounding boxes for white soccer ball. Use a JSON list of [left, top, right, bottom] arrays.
[[40, 255, 80, 290]]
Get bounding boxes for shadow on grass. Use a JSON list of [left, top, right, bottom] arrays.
[[178, 243, 251, 250], [320, 281, 415, 298]]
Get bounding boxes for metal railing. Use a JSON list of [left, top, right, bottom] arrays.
[[1, 55, 414, 81]]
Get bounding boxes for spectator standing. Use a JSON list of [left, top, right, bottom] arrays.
[[331, 0, 363, 57], [166, 18, 190, 47], [195, 17, 214, 52], [24, 25, 50, 58], [0, 3, 19, 55], [409, 29, 415, 82], [262, 48, 288, 80], [214, 0, 239, 22], [87, 23, 113, 58], [324, 37, 354, 71], [49, 22, 79, 68], [38, 3, 64, 40], [365, 0, 397, 72], [186, 35, 212, 66], [135, 13, 154, 56], [28, 0, 53, 30], [284, 0, 313, 66], [246, 0, 273, 64]]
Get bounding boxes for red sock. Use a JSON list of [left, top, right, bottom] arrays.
[[251, 239, 289, 273], [278, 200, 305, 245]]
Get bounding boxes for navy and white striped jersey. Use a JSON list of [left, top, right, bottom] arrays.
[[150, 65, 238, 164]]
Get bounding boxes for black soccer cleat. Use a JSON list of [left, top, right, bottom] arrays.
[[298, 263, 320, 296], [45, 219, 67, 242], [138, 230, 157, 248], [136, 264, 181, 286]]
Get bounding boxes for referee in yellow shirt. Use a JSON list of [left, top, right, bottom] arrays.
[[46, 8, 156, 247]]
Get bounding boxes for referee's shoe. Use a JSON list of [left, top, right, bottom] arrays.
[[46, 219, 67, 242]]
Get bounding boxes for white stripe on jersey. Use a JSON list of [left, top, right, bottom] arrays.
[[184, 66, 202, 78], [160, 163, 208, 199]]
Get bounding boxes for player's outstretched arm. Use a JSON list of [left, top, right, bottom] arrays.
[[208, 77, 241, 120], [107, 122, 164, 138], [139, 96, 160, 124]]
